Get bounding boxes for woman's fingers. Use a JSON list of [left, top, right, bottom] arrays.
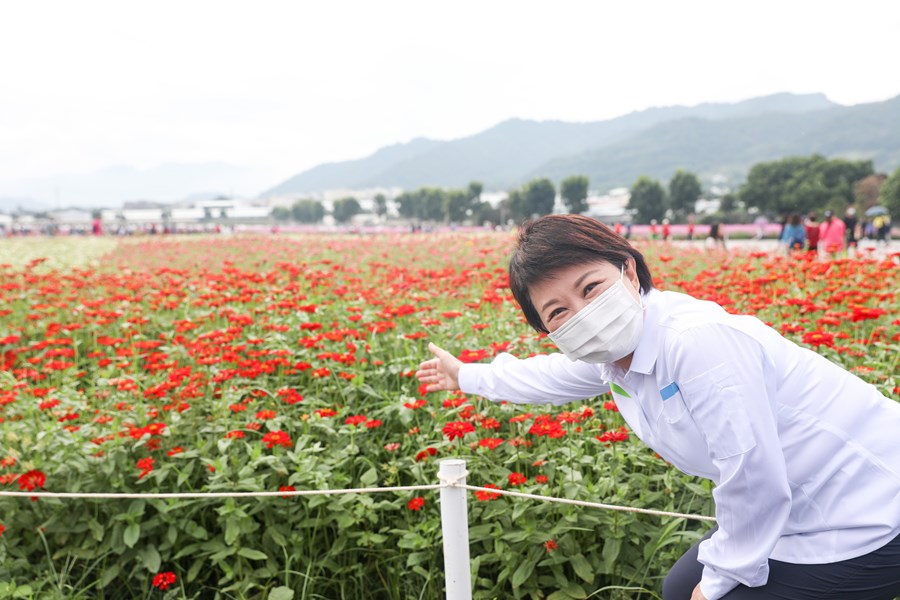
[[415, 342, 461, 392]]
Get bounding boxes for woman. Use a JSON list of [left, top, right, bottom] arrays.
[[416, 214, 900, 600], [779, 212, 806, 252]]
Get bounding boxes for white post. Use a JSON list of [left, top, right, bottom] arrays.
[[439, 459, 472, 600]]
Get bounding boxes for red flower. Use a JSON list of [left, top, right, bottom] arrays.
[[508, 472, 527, 486], [478, 437, 504, 450], [225, 430, 245, 439], [403, 399, 427, 410], [415, 447, 437, 462], [475, 484, 502, 501], [255, 410, 277, 420], [442, 421, 475, 441], [407, 497, 425, 511], [137, 457, 155, 479], [166, 447, 184, 457], [18, 469, 46, 491], [528, 415, 566, 438], [480, 418, 501, 430], [802, 331, 835, 348], [152, 571, 177, 590], [364, 419, 383, 429], [596, 426, 630, 444], [0, 523, 5, 537], [535, 474, 548, 484], [544, 539, 558, 553], [344, 414, 368, 426], [315, 408, 337, 418], [261, 430, 292, 449], [458, 348, 488, 363], [279, 485, 296, 498]]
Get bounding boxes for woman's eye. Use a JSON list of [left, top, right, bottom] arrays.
[[584, 282, 599, 296], [548, 307, 565, 321]]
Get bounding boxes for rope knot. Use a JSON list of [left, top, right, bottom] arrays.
[[437, 470, 469, 487]]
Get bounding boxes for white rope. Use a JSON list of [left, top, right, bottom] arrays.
[[0, 475, 715, 522], [0, 484, 440, 500], [459, 484, 716, 523]]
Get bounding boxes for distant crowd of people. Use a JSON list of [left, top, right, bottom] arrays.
[[779, 207, 893, 258]]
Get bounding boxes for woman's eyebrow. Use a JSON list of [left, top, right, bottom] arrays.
[[572, 269, 601, 290], [538, 269, 603, 314]]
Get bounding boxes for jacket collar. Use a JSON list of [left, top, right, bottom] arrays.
[[627, 288, 661, 375]]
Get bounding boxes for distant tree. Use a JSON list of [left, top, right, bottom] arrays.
[[502, 189, 528, 223], [292, 199, 325, 223], [471, 200, 500, 226], [467, 181, 483, 203], [374, 193, 388, 218], [442, 189, 472, 223], [395, 187, 445, 222], [271, 206, 292, 222], [332, 196, 361, 224], [560, 175, 590, 214], [668, 170, 702, 219], [719, 193, 738, 213], [523, 178, 556, 217], [853, 174, 886, 208], [880, 167, 900, 220], [739, 155, 873, 216], [628, 176, 667, 222]]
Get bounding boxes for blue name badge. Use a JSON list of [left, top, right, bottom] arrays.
[[659, 382, 680, 401]]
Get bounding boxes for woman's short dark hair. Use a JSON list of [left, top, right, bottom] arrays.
[[508, 214, 655, 333]]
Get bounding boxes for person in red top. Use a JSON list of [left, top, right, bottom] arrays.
[[804, 212, 820, 254], [662, 218, 671, 242]]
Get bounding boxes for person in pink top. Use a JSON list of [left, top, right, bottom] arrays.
[[819, 210, 846, 258]]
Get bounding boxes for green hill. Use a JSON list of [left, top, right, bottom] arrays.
[[258, 92, 900, 196]]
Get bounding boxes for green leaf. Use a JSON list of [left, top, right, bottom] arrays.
[[510, 552, 538, 588], [237, 548, 268, 560], [123, 523, 140, 548], [139, 545, 161, 572], [87, 518, 104, 542], [12, 586, 34, 599], [602, 538, 621, 573], [268, 586, 294, 600], [569, 553, 594, 584], [225, 517, 240, 545], [100, 563, 121, 588], [359, 466, 377, 486]]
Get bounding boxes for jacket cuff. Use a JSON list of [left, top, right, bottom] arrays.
[[457, 363, 486, 396], [700, 567, 740, 600]]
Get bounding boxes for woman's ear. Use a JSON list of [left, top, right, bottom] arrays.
[[626, 257, 641, 291]]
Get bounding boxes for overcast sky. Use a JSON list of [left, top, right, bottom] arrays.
[[2, 0, 899, 192]]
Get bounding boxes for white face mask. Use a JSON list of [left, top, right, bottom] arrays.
[[547, 266, 644, 364]]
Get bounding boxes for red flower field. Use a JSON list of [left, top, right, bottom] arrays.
[[0, 233, 896, 599]]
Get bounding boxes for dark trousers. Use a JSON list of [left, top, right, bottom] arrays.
[[663, 527, 900, 600]]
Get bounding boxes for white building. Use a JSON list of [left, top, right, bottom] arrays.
[[583, 188, 632, 223]]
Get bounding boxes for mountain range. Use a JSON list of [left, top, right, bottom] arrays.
[[263, 92, 900, 196], [4, 92, 899, 212]]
